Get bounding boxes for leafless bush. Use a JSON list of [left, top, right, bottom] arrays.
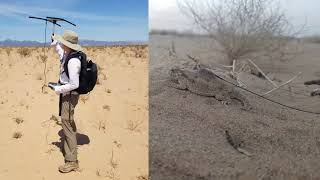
[[178, 0, 302, 64], [102, 105, 110, 110], [96, 149, 119, 180], [106, 88, 112, 93], [137, 175, 149, 180], [80, 95, 90, 104], [13, 131, 22, 139], [40, 54, 48, 63], [98, 119, 107, 131], [50, 115, 61, 126], [127, 119, 143, 132], [99, 71, 107, 80], [5, 48, 11, 56], [109, 149, 118, 169], [17, 47, 32, 57], [96, 78, 101, 85], [13, 117, 24, 124]]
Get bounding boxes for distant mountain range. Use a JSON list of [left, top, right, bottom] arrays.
[[0, 39, 147, 47]]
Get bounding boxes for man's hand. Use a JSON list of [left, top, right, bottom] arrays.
[[50, 35, 57, 46], [51, 34, 54, 42], [304, 80, 316, 85], [311, 89, 320, 96], [55, 90, 60, 95], [53, 86, 60, 95]]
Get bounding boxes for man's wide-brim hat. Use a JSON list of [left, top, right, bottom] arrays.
[[53, 30, 82, 51]]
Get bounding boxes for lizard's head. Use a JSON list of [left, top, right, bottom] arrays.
[[169, 68, 185, 81], [168, 68, 189, 89]]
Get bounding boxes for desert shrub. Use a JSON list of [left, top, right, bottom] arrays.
[[127, 119, 143, 132], [5, 48, 11, 56], [102, 105, 110, 110], [13, 131, 22, 139], [13, 117, 24, 124], [39, 54, 48, 63], [178, 0, 302, 64], [17, 47, 32, 57]]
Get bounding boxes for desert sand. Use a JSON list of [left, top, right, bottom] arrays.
[[0, 45, 148, 180], [150, 34, 320, 179]]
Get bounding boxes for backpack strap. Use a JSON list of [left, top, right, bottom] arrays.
[[69, 91, 71, 121], [64, 51, 86, 78]]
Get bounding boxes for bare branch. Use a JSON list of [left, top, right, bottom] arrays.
[[247, 59, 278, 88], [263, 72, 302, 95]]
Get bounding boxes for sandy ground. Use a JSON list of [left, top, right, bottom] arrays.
[[150, 34, 320, 180], [0, 45, 148, 180]]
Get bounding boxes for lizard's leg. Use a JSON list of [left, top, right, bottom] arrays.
[[230, 89, 251, 110], [215, 94, 230, 107]]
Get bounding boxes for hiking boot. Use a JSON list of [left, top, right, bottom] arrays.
[[58, 161, 79, 173]]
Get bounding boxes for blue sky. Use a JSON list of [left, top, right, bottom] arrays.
[[0, 0, 148, 41]]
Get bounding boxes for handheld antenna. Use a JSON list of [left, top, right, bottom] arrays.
[[29, 16, 77, 93], [46, 16, 76, 27]]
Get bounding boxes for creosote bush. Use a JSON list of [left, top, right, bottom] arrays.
[[17, 47, 32, 57], [178, 0, 302, 64]]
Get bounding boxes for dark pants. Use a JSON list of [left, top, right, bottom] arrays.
[[60, 93, 79, 162]]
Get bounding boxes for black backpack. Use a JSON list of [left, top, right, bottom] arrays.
[[64, 51, 98, 94]]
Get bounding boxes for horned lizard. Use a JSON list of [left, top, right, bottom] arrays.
[[168, 67, 250, 109]]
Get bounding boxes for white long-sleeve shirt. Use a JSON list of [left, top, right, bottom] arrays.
[[51, 40, 81, 96]]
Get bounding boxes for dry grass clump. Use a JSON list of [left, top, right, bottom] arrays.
[[80, 95, 90, 104], [98, 120, 107, 131], [102, 105, 110, 110], [96, 169, 103, 177], [137, 175, 148, 180], [113, 140, 122, 148], [106, 149, 119, 180], [109, 149, 118, 169], [127, 119, 143, 132], [96, 78, 101, 85], [13, 131, 22, 139], [5, 48, 11, 56], [39, 54, 48, 63], [17, 47, 32, 57], [132, 46, 147, 58], [13, 117, 24, 124], [96, 149, 119, 180], [106, 89, 112, 93], [119, 46, 125, 55], [50, 114, 61, 126], [99, 72, 107, 80], [96, 65, 106, 84], [118, 45, 148, 58], [97, 64, 103, 71]]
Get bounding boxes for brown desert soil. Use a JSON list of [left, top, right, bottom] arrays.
[[150, 34, 320, 180], [0, 45, 148, 180]]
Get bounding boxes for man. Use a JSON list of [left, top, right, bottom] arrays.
[[51, 30, 82, 173], [304, 79, 320, 96]]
